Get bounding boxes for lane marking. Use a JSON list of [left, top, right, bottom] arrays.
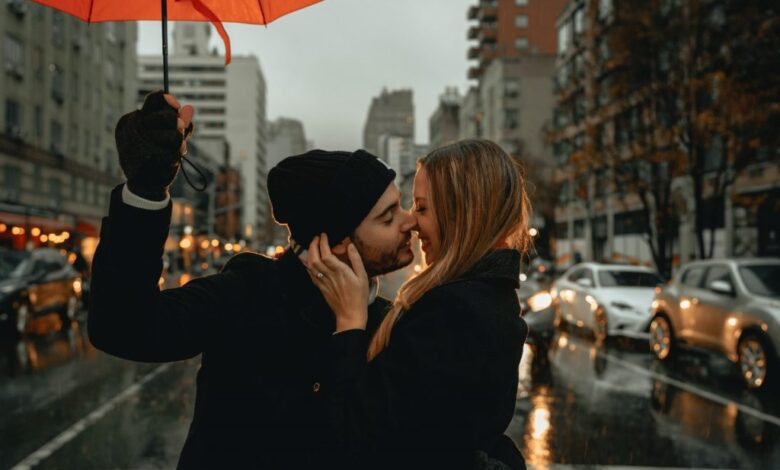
[[601, 352, 780, 427], [10, 364, 171, 470]]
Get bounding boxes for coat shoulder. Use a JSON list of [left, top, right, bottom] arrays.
[[220, 251, 276, 274]]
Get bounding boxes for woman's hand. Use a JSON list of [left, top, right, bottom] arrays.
[[306, 233, 369, 332]]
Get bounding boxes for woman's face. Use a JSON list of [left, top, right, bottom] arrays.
[[413, 167, 442, 265]]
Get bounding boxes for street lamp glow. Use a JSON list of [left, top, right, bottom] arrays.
[[0, 224, 6, 233], [211, 239, 219, 247], [200, 240, 210, 250], [529, 228, 538, 237], [31, 227, 41, 237], [180, 238, 192, 250], [225, 243, 234, 251]]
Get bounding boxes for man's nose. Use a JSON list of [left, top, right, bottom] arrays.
[[400, 210, 417, 232]]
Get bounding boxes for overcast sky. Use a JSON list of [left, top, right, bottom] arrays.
[[136, 0, 475, 150]]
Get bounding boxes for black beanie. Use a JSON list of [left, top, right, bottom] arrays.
[[267, 149, 396, 247]]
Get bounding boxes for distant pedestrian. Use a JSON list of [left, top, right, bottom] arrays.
[[308, 139, 531, 469]]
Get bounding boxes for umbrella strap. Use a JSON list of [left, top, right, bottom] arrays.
[[180, 154, 208, 192], [187, 0, 232, 65]]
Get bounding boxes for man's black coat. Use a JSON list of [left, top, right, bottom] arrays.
[[88, 185, 389, 469]]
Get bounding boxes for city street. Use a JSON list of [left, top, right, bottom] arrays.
[[2, 314, 778, 469]]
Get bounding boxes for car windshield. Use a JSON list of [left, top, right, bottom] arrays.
[[0, 249, 31, 279], [598, 270, 663, 287], [738, 264, 780, 298]]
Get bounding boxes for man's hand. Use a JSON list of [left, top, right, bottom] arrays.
[[115, 90, 195, 201]]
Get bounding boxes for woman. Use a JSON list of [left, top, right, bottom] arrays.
[[306, 139, 531, 469]]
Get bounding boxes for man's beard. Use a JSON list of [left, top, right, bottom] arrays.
[[353, 234, 413, 277]]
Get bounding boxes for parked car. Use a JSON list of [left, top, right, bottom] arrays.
[[551, 262, 664, 343], [0, 248, 82, 336], [649, 258, 780, 389]]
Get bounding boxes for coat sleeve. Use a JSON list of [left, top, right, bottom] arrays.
[[326, 286, 523, 457], [88, 184, 246, 362]]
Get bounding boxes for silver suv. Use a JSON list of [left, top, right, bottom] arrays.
[[649, 258, 780, 389]]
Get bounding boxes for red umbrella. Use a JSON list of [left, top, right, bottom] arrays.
[[32, 0, 323, 92]]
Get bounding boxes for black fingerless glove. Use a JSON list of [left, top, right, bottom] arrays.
[[115, 90, 187, 201]]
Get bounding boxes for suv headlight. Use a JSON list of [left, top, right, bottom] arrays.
[[527, 291, 553, 312]]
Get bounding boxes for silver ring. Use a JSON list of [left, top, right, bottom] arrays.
[[316, 272, 324, 279]]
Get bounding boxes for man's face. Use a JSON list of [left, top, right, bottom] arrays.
[[350, 183, 416, 277]]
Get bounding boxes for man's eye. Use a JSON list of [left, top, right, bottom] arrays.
[[384, 216, 394, 225], [415, 207, 426, 213]]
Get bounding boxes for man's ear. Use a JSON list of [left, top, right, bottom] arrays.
[[331, 236, 352, 255]]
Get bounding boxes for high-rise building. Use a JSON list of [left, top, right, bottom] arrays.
[[458, 87, 482, 140], [362, 89, 414, 157], [266, 117, 308, 170], [479, 56, 555, 162], [429, 87, 461, 150], [138, 22, 268, 247], [265, 117, 309, 244], [467, 0, 568, 81], [0, 3, 137, 255], [550, 0, 779, 271]]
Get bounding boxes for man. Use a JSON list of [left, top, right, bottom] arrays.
[[88, 91, 416, 468]]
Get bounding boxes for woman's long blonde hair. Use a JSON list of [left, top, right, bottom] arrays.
[[367, 139, 532, 360]]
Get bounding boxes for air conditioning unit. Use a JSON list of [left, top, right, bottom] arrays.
[[6, 125, 22, 140], [6, 0, 27, 17], [4, 61, 22, 78]]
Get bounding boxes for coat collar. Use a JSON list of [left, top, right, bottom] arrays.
[[456, 249, 521, 288]]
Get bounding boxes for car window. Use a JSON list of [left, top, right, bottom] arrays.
[[582, 269, 595, 284], [739, 264, 780, 298], [703, 265, 733, 289], [599, 270, 663, 287], [30, 260, 49, 277], [0, 249, 29, 278], [567, 268, 585, 282], [681, 266, 706, 288]]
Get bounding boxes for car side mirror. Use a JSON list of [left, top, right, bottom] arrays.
[[709, 280, 734, 296], [576, 278, 593, 288]]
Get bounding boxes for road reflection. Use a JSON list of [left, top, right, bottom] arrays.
[[0, 315, 94, 378], [514, 330, 780, 467]]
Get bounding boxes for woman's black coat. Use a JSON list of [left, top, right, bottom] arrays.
[[88, 185, 390, 469], [327, 249, 528, 469]]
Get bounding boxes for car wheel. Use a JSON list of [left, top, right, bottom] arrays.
[[14, 302, 30, 337], [649, 314, 675, 361], [593, 307, 608, 345], [738, 333, 773, 390]]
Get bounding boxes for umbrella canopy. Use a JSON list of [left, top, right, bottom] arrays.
[[32, 0, 322, 89], [32, 0, 321, 23]]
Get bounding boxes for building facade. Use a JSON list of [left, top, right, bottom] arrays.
[[265, 117, 309, 244], [362, 88, 414, 157], [138, 22, 268, 247], [467, 0, 568, 81], [428, 87, 461, 150], [549, 0, 780, 273], [0, 3, 137, 258]]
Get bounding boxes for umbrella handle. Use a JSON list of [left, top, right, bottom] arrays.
[[162, 0, 169, 93]]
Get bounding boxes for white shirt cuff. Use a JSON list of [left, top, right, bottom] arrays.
[[122, 183, 170, 210]]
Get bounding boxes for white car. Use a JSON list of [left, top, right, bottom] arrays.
[[551, 262, 664, 342]]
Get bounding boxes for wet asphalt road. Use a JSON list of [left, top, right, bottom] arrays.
[[1, 313, 779, 469]]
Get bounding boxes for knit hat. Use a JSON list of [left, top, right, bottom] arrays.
[[267, 149, 396, 247]]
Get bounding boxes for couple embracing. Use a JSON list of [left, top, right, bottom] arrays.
[[89, 91, 531, 469]]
